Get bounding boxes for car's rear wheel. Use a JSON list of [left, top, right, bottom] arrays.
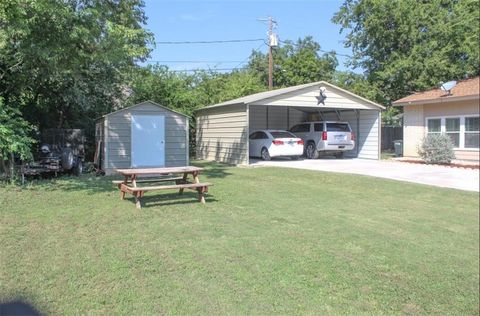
[[261, 147, 271, 161], [335, 152, 344, 159], [305, 142, 319, 159]]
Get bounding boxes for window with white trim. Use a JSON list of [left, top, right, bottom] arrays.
[[465, 117, 479, 148], [426, 116, 480, 149], [445, 117, 460, 147], [427, 118, 441, 134]]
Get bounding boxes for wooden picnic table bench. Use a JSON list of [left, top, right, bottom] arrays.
[[114, 166, 212, 209]]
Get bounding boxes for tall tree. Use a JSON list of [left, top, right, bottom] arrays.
[[248, 36, 338, 88], [333, 0, 480, 102], [0, 0, 153, 128], [0, 97, 36, 177], [127, 66, 265, 116]]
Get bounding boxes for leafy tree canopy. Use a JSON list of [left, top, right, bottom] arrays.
[[248, 36, 338, 87], [0, 0, 154, 129], [333, 0, 480, 102], [0, 97, 36, 162], [126, 65, 265, 116]]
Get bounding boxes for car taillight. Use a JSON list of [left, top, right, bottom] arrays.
[[322, 131, 327, 141], [297, 140, 304, 145], [351, 132, 355, 141], [272, 140, 284, 145]]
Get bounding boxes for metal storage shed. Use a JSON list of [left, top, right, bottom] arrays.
[[195, 81, 385, 165], [96, 101, 189, 175]]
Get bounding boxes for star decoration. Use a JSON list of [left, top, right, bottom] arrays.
[[316, 90, 327, 105]]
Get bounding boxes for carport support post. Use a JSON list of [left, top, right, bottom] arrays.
[[266, 106, 269, 129], [355, 109, 360, 157], [287, 107, 290, 130]]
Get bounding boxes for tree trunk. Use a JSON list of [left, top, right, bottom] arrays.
[[0, 156, 6, 178], [57, 108, 64, 128], [9, 152, 15, 184]]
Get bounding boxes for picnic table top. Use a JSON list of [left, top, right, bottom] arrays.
[[116, 166, 203, 176]]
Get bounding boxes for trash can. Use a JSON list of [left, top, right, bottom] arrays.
[[393, 140, 403, 157]]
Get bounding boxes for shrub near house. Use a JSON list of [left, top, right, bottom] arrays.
[[417, 134, 456, 164]]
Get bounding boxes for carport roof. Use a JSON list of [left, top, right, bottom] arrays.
[[196, 81, 385, 111]]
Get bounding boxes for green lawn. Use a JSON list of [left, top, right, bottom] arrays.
[[1, 162, 479, 315]]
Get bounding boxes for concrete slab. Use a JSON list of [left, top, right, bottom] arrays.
[[249, 158, 480, 192]]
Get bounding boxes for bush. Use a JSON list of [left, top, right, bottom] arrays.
[[417, 134, 456, 164]]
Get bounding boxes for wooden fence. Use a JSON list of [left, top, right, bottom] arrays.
[[381, 126, 403, 150]]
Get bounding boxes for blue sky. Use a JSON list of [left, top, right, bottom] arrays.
[[142, 0, 355, 73]]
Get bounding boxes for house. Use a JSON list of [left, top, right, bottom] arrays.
[[195, 81, 385, 165], [95, 101, 189, 175], [393, 77, 479, 161]]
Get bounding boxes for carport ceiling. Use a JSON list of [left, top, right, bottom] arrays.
[[201, 81, 385, 111]]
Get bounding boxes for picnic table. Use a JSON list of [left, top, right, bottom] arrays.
[[114, 166, 212, 209]]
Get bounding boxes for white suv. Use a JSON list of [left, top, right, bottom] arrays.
[[289, 121, 355, 159]]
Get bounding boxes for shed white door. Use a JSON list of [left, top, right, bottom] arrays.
[[131, 115, 165, 167]]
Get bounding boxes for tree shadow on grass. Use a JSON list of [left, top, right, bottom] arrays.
[[0, 300, 41, 316], [191, 160, 234, 179], [124, 191, 218, 208], [16, 161, 233, 197]]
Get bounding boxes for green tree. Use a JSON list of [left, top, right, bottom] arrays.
[[0, 98, 36, 179], [0, 0, 153, 144], [128, 65, 265, 115], [248, 36, 338, 88], [333, 0, 480, 102], [333, 70, 385, 103]]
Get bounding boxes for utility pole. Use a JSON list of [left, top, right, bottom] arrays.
[[268, 17, 274, 90], [258, 16, 278, 90]]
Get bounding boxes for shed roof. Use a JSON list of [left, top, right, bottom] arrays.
[[196, 81, 385, 111], [102, 100, 190, 118], [393, 77, 480, 106]]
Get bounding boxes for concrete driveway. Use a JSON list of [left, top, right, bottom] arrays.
[[249, 158, 479, 192]]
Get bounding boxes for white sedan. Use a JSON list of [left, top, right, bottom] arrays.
[[249, 130, 304, 160]]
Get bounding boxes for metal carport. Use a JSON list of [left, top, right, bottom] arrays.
[[195, 81, 385, 165]]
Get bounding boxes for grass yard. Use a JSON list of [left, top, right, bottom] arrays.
[[1, 162, 479, 315]]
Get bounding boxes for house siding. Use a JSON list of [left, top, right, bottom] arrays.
[[403, 104, 425, 157], [403, 99, 479, 161], [196, 104, 248, 165], [103, 102, 188, 174]]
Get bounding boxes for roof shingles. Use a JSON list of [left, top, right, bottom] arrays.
[[393, 77, 479, 105]]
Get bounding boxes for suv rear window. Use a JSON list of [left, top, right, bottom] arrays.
[[314, 123, 324, 132], [270, 131, 296, 138], [290, 124, 310, 133], [326, 123, 350, 132]]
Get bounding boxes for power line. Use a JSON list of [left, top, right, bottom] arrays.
[[279, 40, 352, 58], [145, 60, 245, 63], [152, 42, 267, 73], [155, 39, 264, 44], [170, 67, 250, 73], [232, 42, 266, 69]]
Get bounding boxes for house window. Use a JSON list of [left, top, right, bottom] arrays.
[[445, 118, 460, 147], [427, 118, 441, 134], [465, 117, 479, 148], [426, 116, 480, 149]]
